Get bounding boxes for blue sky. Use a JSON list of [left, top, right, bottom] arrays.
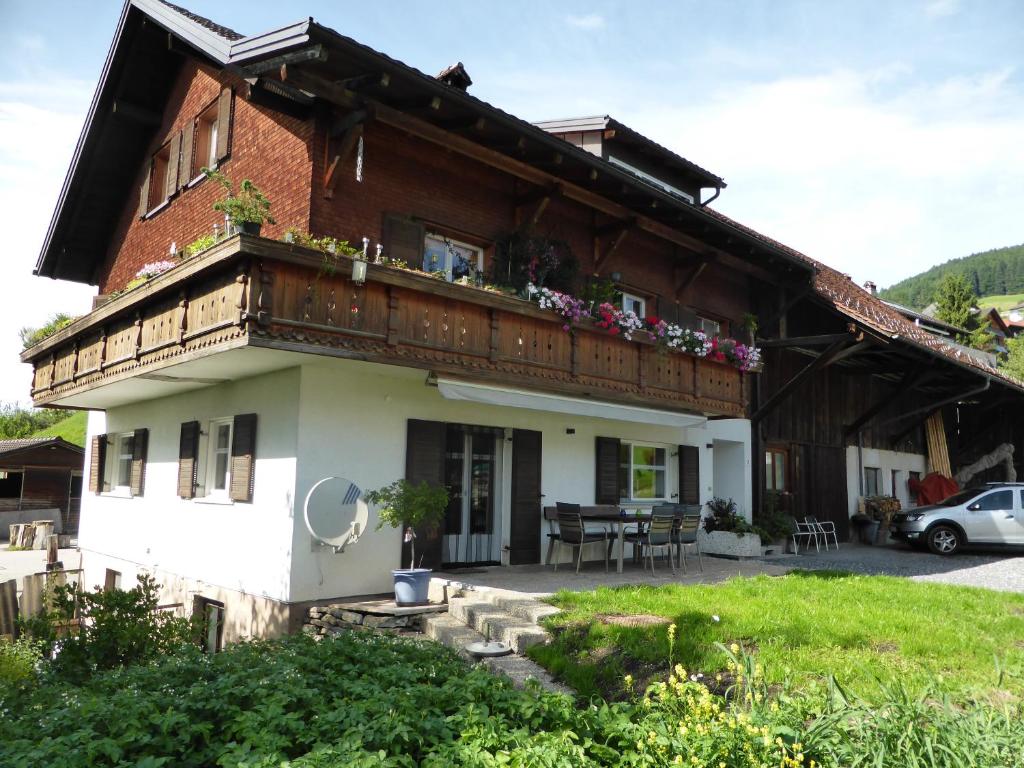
[[1, 0, 1023, 403]]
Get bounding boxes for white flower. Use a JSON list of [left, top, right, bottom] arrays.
[[712, 614, 720, 622]]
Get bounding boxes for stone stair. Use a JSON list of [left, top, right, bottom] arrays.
[[422, 578, 570, 694]]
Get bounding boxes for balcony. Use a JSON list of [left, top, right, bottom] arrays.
[[23, 236, 747, 417]]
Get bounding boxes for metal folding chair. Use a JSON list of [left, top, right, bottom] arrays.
[[791, 518, 820, 554], [806, 515, 839, 550]]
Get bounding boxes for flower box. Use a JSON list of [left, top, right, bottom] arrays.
[[697, 529, 763, 558]]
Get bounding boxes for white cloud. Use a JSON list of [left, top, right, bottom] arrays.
[[565, 13, 605, 30], [0, 77, 95, 405], [925, 0, 960, 18]]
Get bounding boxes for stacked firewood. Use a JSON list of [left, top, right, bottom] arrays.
[[8, 521, 55, 550]]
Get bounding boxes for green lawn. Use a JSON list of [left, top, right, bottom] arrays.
[[529, 572, 1024, 703], [29, 410, 86, 446], [977, 293, 1024, 312]]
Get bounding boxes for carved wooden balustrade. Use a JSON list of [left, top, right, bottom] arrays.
[[24, 236, 747, 417]]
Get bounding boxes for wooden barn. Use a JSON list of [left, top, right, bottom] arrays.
[[0, 438, 85, 537]]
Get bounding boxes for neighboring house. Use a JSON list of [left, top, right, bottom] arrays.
[[21, 0, 819, 639], [0, 438, 84, 537]]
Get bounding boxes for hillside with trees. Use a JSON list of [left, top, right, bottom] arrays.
[[879, 243, 1024, 309]]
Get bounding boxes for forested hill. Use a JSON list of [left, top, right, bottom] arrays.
[[879, 243, 1024, 309]]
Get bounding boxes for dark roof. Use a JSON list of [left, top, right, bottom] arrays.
[[157, 1, 244, 41], [0, 437, 84, 458], [436, 61, 472, 90], [533, 115, 726, 189]]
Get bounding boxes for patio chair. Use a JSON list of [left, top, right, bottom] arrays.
[[673, 508, 704, 573], [791, 517, 820, 554], [553, 503, 613, 573], [806, 515, 839, 550], [625, 505, 676, 575]]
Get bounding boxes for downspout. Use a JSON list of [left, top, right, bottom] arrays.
[[857, 431, 864, 498], [699, 187, 721, 208]]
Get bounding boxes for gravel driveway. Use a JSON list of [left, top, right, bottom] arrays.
[[775, 542, 1024, 593]]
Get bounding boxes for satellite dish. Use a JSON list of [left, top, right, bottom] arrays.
[[303, 477, 369, 553]]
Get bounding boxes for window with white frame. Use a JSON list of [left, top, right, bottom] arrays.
[[864, 466, 881, 497], [205, 419, 233, 498], [422, 234, 483, 282], [697, 315, 721, 336], [618, 442, 668, 501], [112, 433, 135, 489], [620, 292, 646, 318]]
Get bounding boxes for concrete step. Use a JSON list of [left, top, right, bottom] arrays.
[[447, 597, 550, 653], [422, 613, 484, 660]]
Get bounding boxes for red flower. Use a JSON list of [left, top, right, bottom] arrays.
[[609, 326, 620, 335], [645, 315, 660, 326]]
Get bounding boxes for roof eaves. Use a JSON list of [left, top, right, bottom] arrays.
[[228, 19, 313, 61]]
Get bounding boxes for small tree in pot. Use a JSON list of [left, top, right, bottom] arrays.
[[202, 168, 275, 236], [366, 479, 449, 605]]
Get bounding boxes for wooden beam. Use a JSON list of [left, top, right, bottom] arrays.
[[880, 379, 991, 438], [338, 72, 390, 91], [675, 257, 709, 300], [245, 77, 315, 107], [329, 108, 371, 139], [828, 338, 872, 364], [759, 283, 814, 334], [240, 44, 328, 75], [843, 368, 933, 437], [751, 339, 851, 423], [594, 220, 634, 272], [324, 123, 363, 199], [111, 100, 161, 126], [759, 332, 857, 349], [278, 66, 796, 284]]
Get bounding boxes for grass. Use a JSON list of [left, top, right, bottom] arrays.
[[528, 572, 1024, 703], [29, 410, 86, 446], [977, 293, 1024, 312]]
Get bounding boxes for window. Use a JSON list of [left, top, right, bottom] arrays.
[[969, 490, 1013, 512], [620, 292, 647, 318], [618, 442, 667, 500], [104, 569, 121, 592], [864, 467, 881, 497], [0, 470, 23, 500], [423, 234, 483, 281], [697, 315, 721, 336], [765, 448, 787, 492], [205, 419, 233, 497], [108, 433, 136, 490], [148, 142, 172, 211], [193, 596, 225, 653], [193, 102, 219, 178]]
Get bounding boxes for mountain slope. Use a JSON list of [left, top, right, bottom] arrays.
[[879, 243, 1024, 310], [30, 411, 87, 447]]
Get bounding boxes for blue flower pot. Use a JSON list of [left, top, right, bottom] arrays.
[[392, 568, 432, 606]]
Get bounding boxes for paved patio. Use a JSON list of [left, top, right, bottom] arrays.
[[0, 546, 82, 595]]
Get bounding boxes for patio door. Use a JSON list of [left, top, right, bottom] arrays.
[[442, 425, 502, 566]]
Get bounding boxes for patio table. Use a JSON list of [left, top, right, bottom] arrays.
[[543, 506, 651, 573]]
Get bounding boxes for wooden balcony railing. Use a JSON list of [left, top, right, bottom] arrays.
[[24, 236, 747, 417]]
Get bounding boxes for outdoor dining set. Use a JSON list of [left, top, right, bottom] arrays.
[[543, 502, 704, 576]]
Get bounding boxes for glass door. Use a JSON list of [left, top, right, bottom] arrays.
[[442, 426, 501, 566]]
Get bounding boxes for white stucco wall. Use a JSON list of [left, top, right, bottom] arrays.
[[79, 368, 300, 602], [845, 445, 927, 515], [289, 360, 753, 602]]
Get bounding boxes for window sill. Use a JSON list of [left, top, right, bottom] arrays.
[[193, 495, 234, 506], [101, 488, 134, 500], [144, 199, 170, 219]]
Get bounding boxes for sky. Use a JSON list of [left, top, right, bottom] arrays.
[[1, 0, 1023, 405]]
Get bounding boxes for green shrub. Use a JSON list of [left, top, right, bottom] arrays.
[[18, 313, 77, 349], [182, 232, 220, 257], [20, 573, 195, 682], [0, 637, 42, 689]]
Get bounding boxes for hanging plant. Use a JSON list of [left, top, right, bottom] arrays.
[[490, 231, 578, 294]]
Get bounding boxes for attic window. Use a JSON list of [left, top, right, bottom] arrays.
[[193, 102, 219, 178], [148, 143, 172, 211]]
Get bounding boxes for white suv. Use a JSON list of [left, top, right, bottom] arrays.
[[889, 484, 1024, 555]]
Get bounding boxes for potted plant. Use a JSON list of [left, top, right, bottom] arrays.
[[699, 497, 763, 558], [365, 479, 449, 606], [202, 168, 275, 237]]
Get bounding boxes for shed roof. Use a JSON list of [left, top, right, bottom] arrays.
[[0, 437, 84, 459]]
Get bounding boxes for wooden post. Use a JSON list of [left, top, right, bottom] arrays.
[[0, 579, 17, 639], [46, 534, 59, 566]]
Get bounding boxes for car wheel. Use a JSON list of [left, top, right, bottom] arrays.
[[927, 525, 961, 555]]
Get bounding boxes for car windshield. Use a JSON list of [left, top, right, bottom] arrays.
[[937, 489, 985, 507]]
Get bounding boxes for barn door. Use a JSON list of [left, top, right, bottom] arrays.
[[809, 445, 849, 541], [509, 429, 542, 565]]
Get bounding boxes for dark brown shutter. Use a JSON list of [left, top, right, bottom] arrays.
[[677, 306, 699, 330], [130, 428, 149, 497], [382, 214, 425, 266], [595, 436, 621, 504], [88, 434, 107, 494], [137, 163, 151, 218], [510, 429, 543, 565], [165, 130, 182, 200], [656, 296, 679, 325], [229, 413, 257, 502], [215, 87, 233, 161], [404, 419, 446, 569], [177, 421, 200, 499], [679, 444, 700, 505], [178, 121, 194, 189]]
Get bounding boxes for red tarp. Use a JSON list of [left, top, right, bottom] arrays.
[[908, 473, 959, 506]]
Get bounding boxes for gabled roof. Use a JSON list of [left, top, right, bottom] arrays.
[[533, 115, 726, 190], [0, 437, 84, 459]]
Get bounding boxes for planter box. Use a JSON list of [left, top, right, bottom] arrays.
[[697, 529, 763, 558]]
